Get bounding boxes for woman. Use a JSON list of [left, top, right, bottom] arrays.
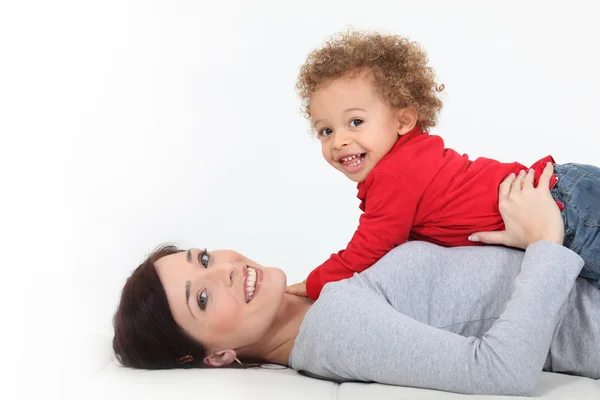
[[113, 164, 599, 396]]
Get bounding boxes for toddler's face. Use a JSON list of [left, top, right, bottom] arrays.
[[310, 75, 401, 183]]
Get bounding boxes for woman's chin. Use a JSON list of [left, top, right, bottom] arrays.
[[254, 266, 286, 300], [271, 268, 288, 293], [264, 266, 286, 283]]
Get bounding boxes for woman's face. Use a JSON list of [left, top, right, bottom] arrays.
[[155, 248, 287, 356]]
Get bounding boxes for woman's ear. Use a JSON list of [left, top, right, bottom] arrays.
[[203, 349, 237, 367], [396, 106, 418, 136]]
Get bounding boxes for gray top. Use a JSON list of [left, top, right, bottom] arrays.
[[289, 241, 600, 396]]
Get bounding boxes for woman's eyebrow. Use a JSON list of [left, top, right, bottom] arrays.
[[185, 280, 196, 319], [185, 250, 196, 318]]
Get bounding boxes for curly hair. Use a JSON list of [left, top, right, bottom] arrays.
[[296, 30, 444, 129]]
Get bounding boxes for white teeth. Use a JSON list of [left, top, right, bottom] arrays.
[[348, 157, 363, 167], [246, 267, 257, 301], [341, 155, 359, 162]]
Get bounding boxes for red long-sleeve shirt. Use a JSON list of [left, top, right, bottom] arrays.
[[305, 126, 558, 300]]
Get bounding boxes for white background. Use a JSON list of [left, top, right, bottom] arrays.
[[1, 0, 599, 398]]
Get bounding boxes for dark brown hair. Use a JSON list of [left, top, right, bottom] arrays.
[[112, 245, 205, 369], [297, 30, 444, 129]]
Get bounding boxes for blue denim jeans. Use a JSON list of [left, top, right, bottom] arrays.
[[551, 163, 600, 288]]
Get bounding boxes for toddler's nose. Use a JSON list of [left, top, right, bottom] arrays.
[[333, 129, 352, 149]]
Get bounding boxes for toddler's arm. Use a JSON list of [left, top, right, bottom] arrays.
[[305, 173, 418, 300]]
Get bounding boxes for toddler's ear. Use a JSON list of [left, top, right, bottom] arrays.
[[396, 106, 418, 135]]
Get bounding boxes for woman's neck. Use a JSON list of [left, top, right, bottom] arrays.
[[239, 293, 312, 366]]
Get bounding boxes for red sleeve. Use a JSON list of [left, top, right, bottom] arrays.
[[305, 173, 418, 300]]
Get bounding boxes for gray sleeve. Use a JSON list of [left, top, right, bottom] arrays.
[[295, 241, 583, 396]]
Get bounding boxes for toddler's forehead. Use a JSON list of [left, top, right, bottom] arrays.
[[311, 78, 380, 109]]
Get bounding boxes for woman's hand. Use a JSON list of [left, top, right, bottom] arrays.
[[469, 162, 564, 249]]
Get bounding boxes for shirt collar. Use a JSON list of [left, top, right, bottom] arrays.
[[387, 124, 423, 156]]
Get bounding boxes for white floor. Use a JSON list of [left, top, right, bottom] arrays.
[[86, 334, 600, 400]]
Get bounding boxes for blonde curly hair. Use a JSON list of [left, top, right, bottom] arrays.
[[296, 30, 444, 129]]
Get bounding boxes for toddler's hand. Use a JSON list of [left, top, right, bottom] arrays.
[[286, 280, 308, 297]]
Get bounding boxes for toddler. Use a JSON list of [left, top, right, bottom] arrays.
[[287, 31, 600, 300]]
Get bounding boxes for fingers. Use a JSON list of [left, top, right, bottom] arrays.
[[285, 284, 300, 292], [285, 283, 308, 297], [285, 286, 300, 295], [511, 169, 527, 194], [510, 168, 536, 194], [499, 172, 515, 201], [286, 289, 308, 297], [469, 230, 508, 245], [502, 164, 553, 198], [521, 168, 535, 190], [538, 162, 554, 189]]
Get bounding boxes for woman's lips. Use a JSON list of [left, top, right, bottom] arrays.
[[244, 266, 262, 303]]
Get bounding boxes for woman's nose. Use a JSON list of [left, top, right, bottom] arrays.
[[204, 262, 234, 287]]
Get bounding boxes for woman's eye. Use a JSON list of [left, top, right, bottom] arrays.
[[199, 249, 210, 268], [319, 128, 333, 137], [349, 119, 363, 127], [197, 290, 208, 311]]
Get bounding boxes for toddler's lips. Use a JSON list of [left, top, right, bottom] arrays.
[[339, 153, 366, 173]]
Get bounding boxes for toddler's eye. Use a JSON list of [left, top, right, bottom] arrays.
[[349, 119, 363, 127], [319, 128, 333, 137]]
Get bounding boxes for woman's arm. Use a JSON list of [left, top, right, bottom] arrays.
[[301, 241, 583, 396], [292, 164, 582, 395]]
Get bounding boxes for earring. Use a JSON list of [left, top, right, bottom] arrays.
[[234, 357, 245, 367], [175, 355, 194, 365]]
